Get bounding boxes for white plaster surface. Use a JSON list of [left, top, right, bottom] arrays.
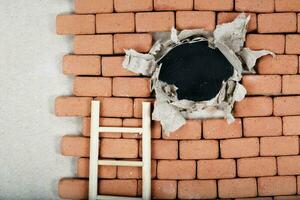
[[0, 1, 80, 199]]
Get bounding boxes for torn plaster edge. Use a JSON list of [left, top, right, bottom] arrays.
[[122, 13, 274, 133]]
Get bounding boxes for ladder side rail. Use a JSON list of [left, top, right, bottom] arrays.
[[89, 101, 100, 200], [142, 102, 151, 200]]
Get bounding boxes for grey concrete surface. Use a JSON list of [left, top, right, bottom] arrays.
[[0, 1, 80, 199]]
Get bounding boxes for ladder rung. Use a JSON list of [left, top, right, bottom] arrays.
[[98, 127, 143, 133], [97, 195, 142, 200], [98, 160, 143, 167]]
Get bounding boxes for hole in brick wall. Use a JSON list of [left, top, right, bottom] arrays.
[[158, 41, 234, 101]]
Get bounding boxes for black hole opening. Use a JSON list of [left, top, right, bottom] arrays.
[[158, 41, 234, 101]]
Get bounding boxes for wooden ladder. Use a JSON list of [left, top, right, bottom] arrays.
[[88, 100, 151, 200]]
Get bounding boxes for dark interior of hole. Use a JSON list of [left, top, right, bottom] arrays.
[[158, 41, 234, 101]]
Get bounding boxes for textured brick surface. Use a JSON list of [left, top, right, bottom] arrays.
[[63, 55, 101, 76], [197, 159, 236, 179], [257, 55, 298, 75], [113, 33, 152, 53], [220, 138, 259, 158], [243, 117, 282, 137], [179, 140, 218, 159], [74, 35, 113, 55], [246, 34, 285, 54], [96, 13, 134, 33], [217, 12, 257, 32], [234, 97, 273, 117], [157, 160, 196, 179], [260, 136, 299, 156], [242, 75, 281, 95], [154, 0, 193, 11], [56, 15, 95, 35], [73, 77, 112, 97], [102, 56, 136, 77], [258, 13, 296, 33], [258, 176, 297, 196], [136, 12, 174, 32], [176, 11, 216, 31], [57, 1, 300, 198], [74, 0, 113, 14], [238, 157, 277, 177], [194, 0, 233, 11], [218, 178, 257, 198], [235, 0, 274, 12], [114, 0, 153, 12]]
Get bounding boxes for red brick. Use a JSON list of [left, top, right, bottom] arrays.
[[82, 117, 122, 137], [238, 157, 277, 177], [286, 35, 300, 54], [157, 160, 196, 179], [298, 14, 300, 33], [243, 117, 282, 137], [274, 196, 300, 200], [203, 118, 242, 139], [114, 0, 153, 12], [278, 156, 300, 175], [145, 180, 177, 199], [56, 15, 95, 35], [283, 75, 300, 94], [242, 75, 281, 95], [283, 116, 300, 135], [246, 34, 285, 54], [113, 34, 152, 54], [179, 140, 219, 159], [122, 118, 161, 139], [74, 0, 113, 14], [74, 35, 113, 55], [257, 55, 298, 75], [275, 0, 300, 12], [100, 138, 138, 158], [260, 136, 299, 156], [178, 180, 217, 199], [55, 96, 92, 117], [221, 138, 259, 158], [151, 140, 178, 159], [235, 0, 274, 12], [154, 0, 193, 11], [236, 197, 273, 200], [274, 96, 300, 116], [99, 179, 137, 196], [219, 178, 257, 198], [197, 159, 236, 179], [136, 12, 174, 32], [96, 97, 133, 117], [73, 77, 112, 97], [63, 55, 101, 76], [194, 0, 233, 11], [176, 11, 216, 31], [258, 176, 297, 196], [297, 176, 300, 194], [113, 77, 150, 97], [133, 98, 155, 118], [117, 160, 156, 179], [163, 120, 201, 139], [61, 136, 89, 157], [234, 97, 273, 117], [102, 56, 137, 77], [258, 13, 296, 33], [77, 158, 116, 178], [96, 13, 134, 33], [217, 12, 257, 32], [58, 178, 88, 199]]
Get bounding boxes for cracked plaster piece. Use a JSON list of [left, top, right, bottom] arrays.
[[122, 13, 274, 134]]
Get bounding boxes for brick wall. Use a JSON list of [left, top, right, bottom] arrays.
[[56, 0, 300, 199]]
